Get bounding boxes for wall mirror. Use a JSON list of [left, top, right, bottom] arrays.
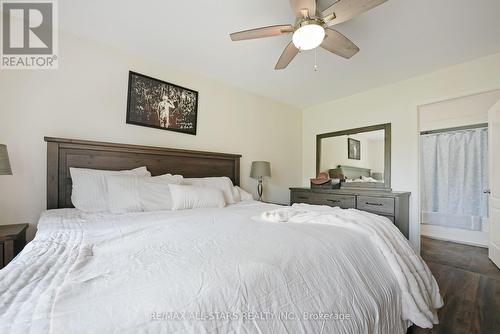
[[316, 123, 391, 190]]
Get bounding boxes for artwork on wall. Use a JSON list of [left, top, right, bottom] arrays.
[[126, 71, 198, 135], [348, 138, 360, 160]]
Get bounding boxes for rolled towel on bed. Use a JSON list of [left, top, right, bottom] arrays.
[[260, 208, 308, 222]]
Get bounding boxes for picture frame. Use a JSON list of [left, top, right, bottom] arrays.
[[348, 138, 361, 160], [126, 71, 198, 135]]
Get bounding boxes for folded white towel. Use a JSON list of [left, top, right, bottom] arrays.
[[259, 208, 311, 222]]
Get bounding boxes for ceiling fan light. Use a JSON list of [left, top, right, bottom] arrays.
[[292, 24, 325, 51]]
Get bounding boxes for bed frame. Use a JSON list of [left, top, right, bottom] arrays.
[[45, 137, 241, 209]]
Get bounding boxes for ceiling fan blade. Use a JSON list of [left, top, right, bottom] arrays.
[[320, 28, 359, 59], [230, 25, 293, 41], [289, 0, 317, 18], [275, 42, 299, 70], [322, 0, 387, 26]]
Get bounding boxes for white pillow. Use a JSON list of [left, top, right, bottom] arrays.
[[182, 177, 235, 204], [234, 186, 254, 201], [107, 174, 183, 214], [169, 184, 226, 210], [139, 174, 183, 211], [232, 186, 241, 202], [70, 166, 151, 212]]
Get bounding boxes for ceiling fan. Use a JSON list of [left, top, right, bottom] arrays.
[[230, 0, 387, 70]]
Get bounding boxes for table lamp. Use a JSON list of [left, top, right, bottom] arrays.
[[250, 161, 271, 201], [0, 145, 12, 175]]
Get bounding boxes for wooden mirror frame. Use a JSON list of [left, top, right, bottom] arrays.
[[316, 123, 392, 190]]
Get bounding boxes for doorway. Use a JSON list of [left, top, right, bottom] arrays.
[[418, 90, 500, 247]]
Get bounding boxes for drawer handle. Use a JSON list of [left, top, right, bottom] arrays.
[[297, 196, 309, 200], [327, 199, 341, 203], [365, 202, 383, 206]]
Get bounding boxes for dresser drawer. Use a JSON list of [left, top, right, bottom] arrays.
[[291, 191, 315, 204], [357, 196, 395, 215], [291, 191, 331, 206], [291, 191, 355, 209], [316, 193, 356, 209]]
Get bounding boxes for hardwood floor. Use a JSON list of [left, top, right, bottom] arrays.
[[408, 237, 500, 334]]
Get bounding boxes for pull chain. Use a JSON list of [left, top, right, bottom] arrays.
[[314, 48, 318, 72]]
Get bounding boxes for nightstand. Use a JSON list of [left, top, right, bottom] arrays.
[[0, 224, 28, 269]]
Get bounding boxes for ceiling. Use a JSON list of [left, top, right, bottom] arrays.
[[60, 0, 500, 108]]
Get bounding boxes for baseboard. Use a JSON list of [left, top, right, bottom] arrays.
[[422, 234, 488, 248], [421, 224, 489, 247]]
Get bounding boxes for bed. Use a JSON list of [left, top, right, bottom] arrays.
[[0, 138, 442, 334]]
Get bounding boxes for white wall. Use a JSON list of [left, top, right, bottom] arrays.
[[302, 53, 500, 250], [0, 33, 302, 238]]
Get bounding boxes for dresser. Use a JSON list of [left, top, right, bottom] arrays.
[[290, 188, 410, 238]]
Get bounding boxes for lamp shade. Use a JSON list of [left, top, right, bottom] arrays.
[[292, 24, 325, 51], [250, 161, 271, 179], [0, 144, 12, 175]]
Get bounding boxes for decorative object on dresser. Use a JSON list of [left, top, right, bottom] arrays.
[[250, 161, 271, 201], [126, 71, 199, 135], [0, 144, 12, 175], [0, 224, 28, 269], [310, 172, 340, 189], [290, 188, 410, 238]]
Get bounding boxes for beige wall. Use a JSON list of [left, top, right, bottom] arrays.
[[0, 33, 302, 238], [302, 53, 500, 250]]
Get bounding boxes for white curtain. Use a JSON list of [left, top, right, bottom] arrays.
[[421, 128, 489, 231]]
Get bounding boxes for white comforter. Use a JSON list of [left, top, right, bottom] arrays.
[[0, 202, 442, 334]]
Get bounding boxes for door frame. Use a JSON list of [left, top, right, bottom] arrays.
[[488, 100, 500, 267], [416, 88, 500, 251]]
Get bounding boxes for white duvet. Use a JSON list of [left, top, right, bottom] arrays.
[[0, 202, 442, 334]]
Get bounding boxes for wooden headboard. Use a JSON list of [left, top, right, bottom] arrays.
[[45, 137, 241, 209]]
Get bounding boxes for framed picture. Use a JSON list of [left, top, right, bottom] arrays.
[[126, 71, 198, 135], [348, 138, 360, 160]]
